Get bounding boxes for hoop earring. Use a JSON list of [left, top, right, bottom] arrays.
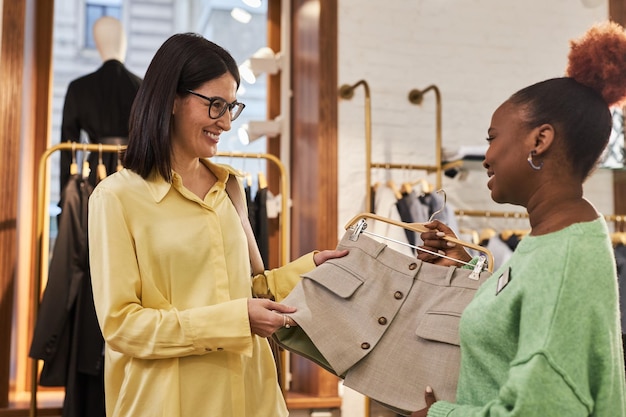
[[527, 150, 543, 171]]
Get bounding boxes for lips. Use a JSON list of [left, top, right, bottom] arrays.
[[203, 130, 220, 142], [486, 171, 494, 189]]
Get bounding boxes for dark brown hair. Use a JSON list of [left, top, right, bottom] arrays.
[[123, 33, 240, 181], [509, 22, 626, 180]]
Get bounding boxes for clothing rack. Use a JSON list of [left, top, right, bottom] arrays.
[[30, 143, 290, 417], [454, 209, 626, 242], [454, 209, 528, 219], [339, 81, 459, 213], [455, 209, 626, 223]]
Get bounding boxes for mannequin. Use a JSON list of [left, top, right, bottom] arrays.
[[93, 16, 127, 62], [58, 16, 142, 194]]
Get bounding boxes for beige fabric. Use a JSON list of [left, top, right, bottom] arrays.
[[277, 231, 491, 415]]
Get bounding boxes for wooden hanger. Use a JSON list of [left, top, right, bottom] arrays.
[[459, 228, 480, 245], [81, 144, 90, 179], [258, 171, 268, 190], [500, 229, 529, 241], [116, 144, 123, 172], [69, 142, 78, 175], [386, 179, 402, 200], [97, 143, 107, 181], [612, 232, 626, 247], [344, 212, 494, 272], [479, 227, 497, 244], [400, 178, 433, 196]]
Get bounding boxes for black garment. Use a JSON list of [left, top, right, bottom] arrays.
[[396, 193, 416, 247], [60, 59, 141, 193], [29, 176, 105, 417], [253, 187, 270, 268]]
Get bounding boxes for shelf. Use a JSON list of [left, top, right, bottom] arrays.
[[286, 391, 342, 410]]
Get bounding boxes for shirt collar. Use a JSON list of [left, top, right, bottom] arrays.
[[144, 159, 242, 203]]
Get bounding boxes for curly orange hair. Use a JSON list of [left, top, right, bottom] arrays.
[[566, 21, 626, 107]]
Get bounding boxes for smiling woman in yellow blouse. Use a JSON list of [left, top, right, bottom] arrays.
[[88, 33, 347, 417]]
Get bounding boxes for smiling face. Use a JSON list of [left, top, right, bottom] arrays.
[[483, 100, 537, 207], [171, 73, 238, 163]]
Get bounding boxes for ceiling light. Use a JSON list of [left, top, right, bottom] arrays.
[[231, 7, 252, 23], [242, 0, 262, 7]]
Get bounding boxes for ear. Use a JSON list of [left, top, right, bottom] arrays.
[[532, 124, 555, 156]]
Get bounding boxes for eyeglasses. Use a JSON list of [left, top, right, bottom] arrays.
[[186, 90, 246, 121]]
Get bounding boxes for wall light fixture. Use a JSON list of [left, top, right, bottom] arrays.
[[238, 116, 283, 145], [239, 46, 282, 84]]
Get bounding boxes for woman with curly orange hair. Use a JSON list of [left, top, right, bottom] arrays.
[[413, 22, 626, 417]]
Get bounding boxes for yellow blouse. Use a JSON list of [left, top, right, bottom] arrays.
[[88, 160, 315, 417]]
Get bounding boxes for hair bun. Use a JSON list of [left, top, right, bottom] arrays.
[[566, 21, 626, 107]]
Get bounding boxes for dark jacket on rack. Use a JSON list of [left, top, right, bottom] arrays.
[[29, 175, 105, 417], [60, 59, 142, 193]]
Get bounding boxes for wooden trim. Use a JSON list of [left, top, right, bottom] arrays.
[[286, 392, 342, 409], [611, 0, 626, 216], [609, 0, 626, 26], [287, 0, 340, 406], [267, 0, 282, 269], [0, 0, 55, 407], [290, 0, 338, 255], [0, 0, 26, 407], [0, 408, 62, 417], [317, 0, 339, 249]]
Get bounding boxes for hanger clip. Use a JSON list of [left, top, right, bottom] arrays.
[[349, 218, 367, 241], [468, 255, 487, 280]]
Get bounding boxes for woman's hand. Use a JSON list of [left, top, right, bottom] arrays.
[[247, 249, 348, 337], [410, 386, 436, 417], [417, 220, 472, 267], [313, 249, 349, 266], [248, 298, 297, 338]]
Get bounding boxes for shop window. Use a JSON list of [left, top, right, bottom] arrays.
[[600, 108, 625, 169], [84, 0, 122, 49]]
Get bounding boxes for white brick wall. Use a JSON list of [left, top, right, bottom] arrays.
[[337, 0, 612, 237]]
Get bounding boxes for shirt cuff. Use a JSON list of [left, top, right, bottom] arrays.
[[427, 401, 455, 416], [461, 256, 481, 270]]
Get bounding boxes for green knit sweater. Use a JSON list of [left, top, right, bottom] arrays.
[[429, 217, 626, 417]]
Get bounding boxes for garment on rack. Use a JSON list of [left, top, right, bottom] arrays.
[[275, 229, 491, 415], [60, 59, 142, 194], [418, 191, 459, 233], [396, 192, 417, 247], [484, 234, 514, 272], [500, 231, 523, 251], [367, 185, 413, 256], [245, 182, 270, 269], [253, 187, 270, 267], [29, 175, 105, 417]]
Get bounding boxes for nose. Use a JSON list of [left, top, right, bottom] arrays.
[[482, 158, 489, 170], [216, 112, 232, 131]]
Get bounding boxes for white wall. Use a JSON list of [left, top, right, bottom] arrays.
[[337, 1, 609, 415], [337, 0, 611, 238]]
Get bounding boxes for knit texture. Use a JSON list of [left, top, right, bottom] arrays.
[[429, 217, 626, 416]]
